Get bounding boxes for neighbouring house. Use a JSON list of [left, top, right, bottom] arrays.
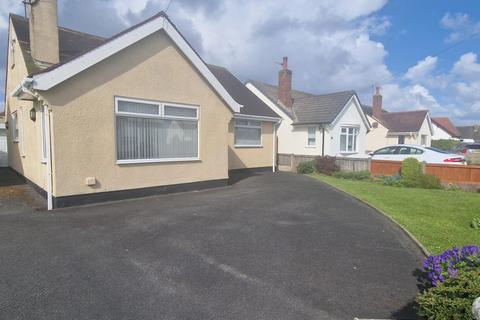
[[246, 57, 371, 165], [457, 125, 480, 142], [362, 87, 434, 153], [5, 1, 280, 209], [431, 117, 461, 140], [0, 112, 7, 167]]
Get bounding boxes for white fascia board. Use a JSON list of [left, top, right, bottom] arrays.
[[234, 113, 281, 122], [245, 82, 292, 122], [331, 95, 371, 129], [32, 15, 242, 113]]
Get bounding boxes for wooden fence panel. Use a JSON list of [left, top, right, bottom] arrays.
[[371, 160, 402, 176], [425, 164, 480, 184], [335, 158, 370, 172]]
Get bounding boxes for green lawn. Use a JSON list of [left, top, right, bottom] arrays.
[[309, 173, 480, 254]]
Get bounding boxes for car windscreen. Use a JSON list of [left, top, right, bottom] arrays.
[[467, 144, 480, 149], [425, 147, 449, 154]]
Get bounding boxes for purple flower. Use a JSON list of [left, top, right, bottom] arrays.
[[422, 245, 480, 287]]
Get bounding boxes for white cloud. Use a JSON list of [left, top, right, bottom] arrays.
[[452, 52, 480, 81], [404, 56, 437, 81], [440, 12, 480, 43], [382, 83, 443, 112], [0, 0, 23, 30]]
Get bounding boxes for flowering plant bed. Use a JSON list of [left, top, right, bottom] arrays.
[[422, 245, 480, 287], [417, 245, 480, 319]]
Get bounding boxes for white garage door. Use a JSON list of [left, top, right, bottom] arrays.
[[0, 129, 7, 167]]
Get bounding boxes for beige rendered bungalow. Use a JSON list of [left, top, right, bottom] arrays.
[[5, 1, 280, 209]]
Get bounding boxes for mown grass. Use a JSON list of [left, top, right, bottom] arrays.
[[309, 173, 480, 254]]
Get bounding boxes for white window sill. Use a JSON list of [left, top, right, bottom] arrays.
[[339, 151, 358, 155], [117, 157, 201, 165], [305, 146, 316, 148], [235, 145, 263, 148], [40, 160, 47, 164]]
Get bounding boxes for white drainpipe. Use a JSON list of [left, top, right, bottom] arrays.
[[43, 103, 53, 210], [272, 120, 281, 172]]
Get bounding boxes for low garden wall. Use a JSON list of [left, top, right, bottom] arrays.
[[278, 154, 370, 173], [279, 154, 480, 185]]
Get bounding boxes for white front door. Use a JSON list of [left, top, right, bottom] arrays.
[[0, 129, 8, 167]]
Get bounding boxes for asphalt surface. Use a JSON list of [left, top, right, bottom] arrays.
[[0, 171, 424, 319]]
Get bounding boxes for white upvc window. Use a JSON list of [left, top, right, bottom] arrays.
[[340, 126, 359, 153], [10, 39, 16, 69], [40, 106, 47, 163], [421, 134, 427, 146], [11, 111, 19, 142], [307, 127, 316, 147], [115, 97, 199, 164], [234, 119, 262, 147]]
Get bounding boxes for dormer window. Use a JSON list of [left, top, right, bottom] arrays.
[[10, 39, 16, 69]]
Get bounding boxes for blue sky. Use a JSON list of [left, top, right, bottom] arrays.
[[1, 0, 479, 124]]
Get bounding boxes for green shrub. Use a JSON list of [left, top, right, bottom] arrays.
[[297, 161, 316, 174], [416, 269, 480, 320], [383, 173, 402, 187], [401, 158, 424, 187], [431, 139, 462, 152], [471, 217, 480, 230], [315, 157, 338, 175], [334, 170, 371, 180], [417, 174, 443, 190], [399, 158, 443, 189]]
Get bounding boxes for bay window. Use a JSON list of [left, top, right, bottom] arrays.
[[234, 119, 262, 147], [340, 127, 359, 153], [115, 97, 199, 163]]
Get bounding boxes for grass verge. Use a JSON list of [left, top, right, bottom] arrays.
[[309, 173, 480, 254]]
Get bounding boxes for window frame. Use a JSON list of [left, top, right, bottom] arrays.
[[421, 134, 427, 146], [234, 119, 262, 148], [114, 96, 200, 165], [306, 127, 316, 147], [11, 111, 19, 142], [339, 126, 359, 153], [10, 39, 16, 69]]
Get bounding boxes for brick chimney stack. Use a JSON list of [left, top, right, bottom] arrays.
[[28, 0, 59, 66], [278, 56, 293, 109], [372, 86, 383, 119]]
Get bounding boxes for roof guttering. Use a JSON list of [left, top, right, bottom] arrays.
[[234, 113, 281, 122], [26, 14, 242, 113], [11, 77, 37, 100]]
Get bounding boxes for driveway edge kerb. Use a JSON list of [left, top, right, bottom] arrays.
[[307, 175, 430, 257]]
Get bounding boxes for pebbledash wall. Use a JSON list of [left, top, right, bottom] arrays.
[[41, 31, 234, 198]]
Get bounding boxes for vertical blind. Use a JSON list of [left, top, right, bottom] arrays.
[[234, 119, 262, 146], [116, 99, 198, 161]]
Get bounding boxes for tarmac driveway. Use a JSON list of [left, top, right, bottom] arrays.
[[0, 172, 424, 319]]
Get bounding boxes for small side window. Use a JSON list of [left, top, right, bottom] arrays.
[[10, 39, 16, 69]]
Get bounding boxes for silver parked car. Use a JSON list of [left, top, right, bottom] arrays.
[[370, 145, 466, 165]]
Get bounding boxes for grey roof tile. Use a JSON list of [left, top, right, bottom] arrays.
[[249, 81, 355, 124]]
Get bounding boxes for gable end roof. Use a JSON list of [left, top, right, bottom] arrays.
[[247, 81, 368, 126], [12, 12, 242, 113], [381, 110, 429, 133], [432, 117, 461, 137]]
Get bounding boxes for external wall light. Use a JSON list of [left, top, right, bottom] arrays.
[[29, 107, 36, 121]]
